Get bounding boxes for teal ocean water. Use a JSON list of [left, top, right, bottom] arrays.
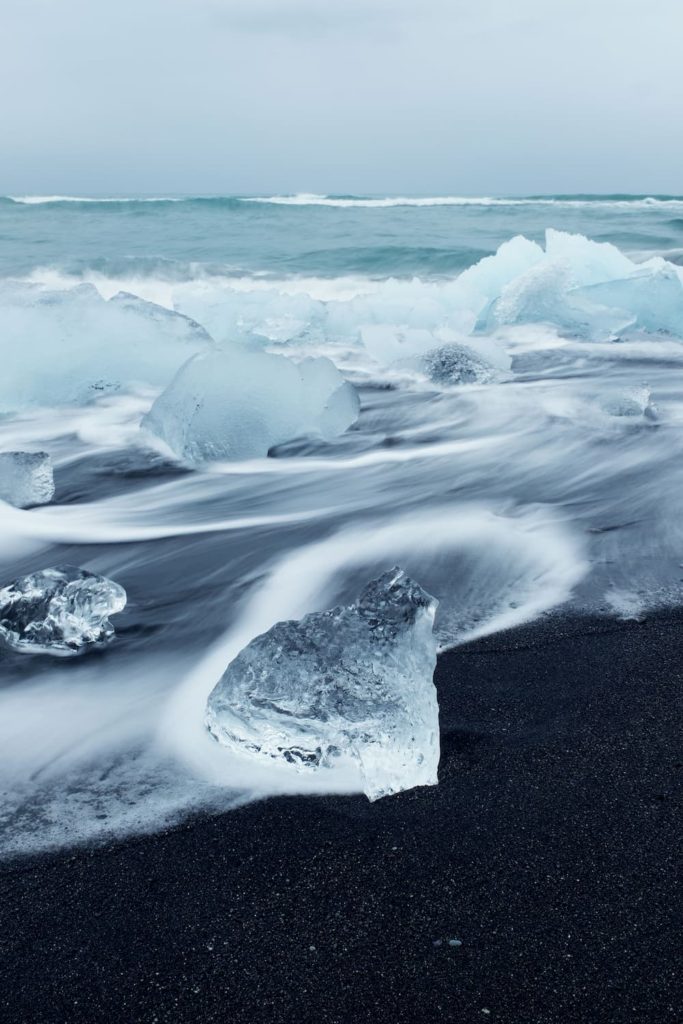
[[2, 193, 682, 279]]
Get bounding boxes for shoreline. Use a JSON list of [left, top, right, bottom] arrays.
[[1, 611, 680, 1022]]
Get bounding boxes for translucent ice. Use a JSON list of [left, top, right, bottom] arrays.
[[360, 325, 440, 365], [0, 565, 127, 657], [600, 385, 657, 419], [205, 568, 440, 800], [573, 262, 683, 337], [0, 282, 211, 412], [544, 229, 635, 286], [143, 346, 360, 464], [490, 260, 581, 329], [0, 451, 55, 508], [456, 234, 545, 304], [420, 343, 499, 385]]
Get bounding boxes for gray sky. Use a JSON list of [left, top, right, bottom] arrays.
[[2, 0, 682, 195]]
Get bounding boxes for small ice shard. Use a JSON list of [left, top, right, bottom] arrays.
[[143, 346, 360, 464], [0, 451, 55, 508], [0, 565, 127, 656], [205, 568, 440, 800], [601, 385, 657, 420], [420, 343, 497, 385]]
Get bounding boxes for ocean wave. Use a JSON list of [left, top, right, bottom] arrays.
[[243, 194, 683, 209], [4, 193, 683, 211], [5, 195, 187, 205]]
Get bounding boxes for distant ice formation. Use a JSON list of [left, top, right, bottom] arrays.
[[143, 346, 360, 464], [0, 565, 127, 656], [205, 568, 440, 800], [0, 451, 55, 507]]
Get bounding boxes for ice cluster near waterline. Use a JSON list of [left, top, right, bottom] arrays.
[[171, 230, 683, 361], [1, 230, 682, 424], [143, 347, 360, 464], [205, 568, 440, 800], [0, 565, 127, 656], [0, 283, 211, 412], [0, 451, 54, 508]]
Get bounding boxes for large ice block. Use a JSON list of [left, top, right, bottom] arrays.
[[0, 565, 127, 656], [0, 282, 212, 412], [0, 451, 55, 508], [205, 568, 440, 800], [143, 346, 360, 464]]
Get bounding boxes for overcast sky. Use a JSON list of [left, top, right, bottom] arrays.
[[2, 0, 681, 195]]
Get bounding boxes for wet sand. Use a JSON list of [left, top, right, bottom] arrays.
[[1, 613, 680, 1023]]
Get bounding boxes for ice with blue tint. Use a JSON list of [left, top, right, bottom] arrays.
[[600, 385, 657, 419], [420, 343, 501, 385], [205, 568, 440, 801], [574, 261, 683, 337], [488, 231, 683, 338], [0, 565, 127, 657], [0, 451, 55, 508], [0, 283, 211, 412], [143, 346, 360, 464]]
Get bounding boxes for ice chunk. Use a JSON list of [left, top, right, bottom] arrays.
[[0, 451, 55, 508], [420, 343, 499, 385], [490, 259, 581, 329], [0, 282, 211, 412], [108, 291, 214, 346], [544, 229, 635, 286], [205, 568, 440, 800], [143, 346, 360, 464], [0, 565, 127, 657], [175, 285, 324, 346], [489, 259, 633, 339], [573, 263, 683, 337], [456, 235, 545, 304], [360, 325, 438, 365], [600, 385, 656, 419]]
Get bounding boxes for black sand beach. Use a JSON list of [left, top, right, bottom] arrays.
[[1, 613, 680, 1024]]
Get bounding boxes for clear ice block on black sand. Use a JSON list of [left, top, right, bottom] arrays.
[[205, 568, 440, 800], [0, 565, 127, 657], [0, 451, 55, 508]]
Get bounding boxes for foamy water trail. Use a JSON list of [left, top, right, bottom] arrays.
[[2, 219, 683, 856]]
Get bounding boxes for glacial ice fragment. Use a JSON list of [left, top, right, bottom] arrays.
[[143, 346, 360, 464], [0, 282, 211, 412], [573, 263, 683, 337], [600, 385, 657, 420], [421, 343, 498, 385], [544, 229, 635, 286], [0, 451, 55, 508], [0, 565, 127, 656], [205, 568, 440, 800]]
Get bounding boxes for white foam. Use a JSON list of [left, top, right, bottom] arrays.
[[7, 195, 184, 204], [243, 194, 683, 209]]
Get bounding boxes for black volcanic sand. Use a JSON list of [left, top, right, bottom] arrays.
[[1, 614, 680, 1024]]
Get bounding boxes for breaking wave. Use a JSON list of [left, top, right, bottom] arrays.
[[5, 193, 683, 210]]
